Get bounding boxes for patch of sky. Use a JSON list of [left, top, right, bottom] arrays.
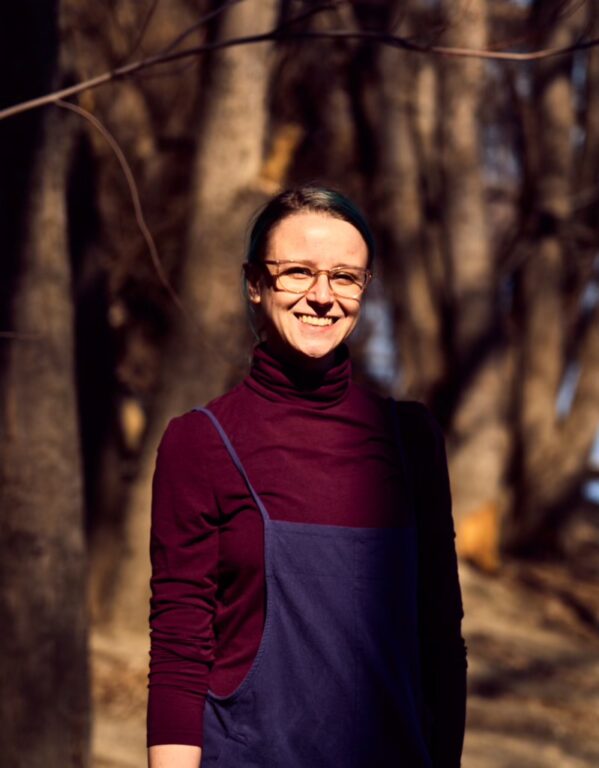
[[582, 480, 599, 505], [361, 286, 398, 390], [499, 274, 514, 314], [572, 123, 585, 151], [583, 434, 599, 506], [572, 51, 587, 95], [556, 262, 598, 419], [556, 362, 581, 419], [590, 432, 599, 471], [514, 67, 531, 99], [581, 262, 599, 312], [483, 125, 520, 187]]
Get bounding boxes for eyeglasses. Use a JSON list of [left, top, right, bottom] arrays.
[[260, 260, 372, 299]]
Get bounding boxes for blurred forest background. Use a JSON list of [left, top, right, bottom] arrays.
[[1, 0, 598, 766]]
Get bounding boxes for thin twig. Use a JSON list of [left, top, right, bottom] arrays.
[[2, 29, 599, 122], [121, 0, 161, 62], [276, 0, 341, 31], [131, 1, 338, 81], [159, 0, 245, 56], [0, 331, 42, 341], [55, 99, 199, 332], [129, 0, 248, 82]]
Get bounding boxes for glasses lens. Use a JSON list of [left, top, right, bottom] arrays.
[[277, 264, 316, 293], [330, 269, 368, 298]]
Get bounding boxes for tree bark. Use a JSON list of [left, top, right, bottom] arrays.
[[509, 0, 595, 550], [579, 4, 599, 225], [375, 1, 444, 400], [439, 0, 510, 571], [109, 0, 278, 633], [0, 106, 90, 768]]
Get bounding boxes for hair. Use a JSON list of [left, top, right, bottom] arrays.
[[245, 185, 375, 269]]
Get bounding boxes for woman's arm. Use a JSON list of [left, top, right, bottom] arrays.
[[147, 415, 219, 752], [402, 403, 468, 768], [148, 744, 201, 768]]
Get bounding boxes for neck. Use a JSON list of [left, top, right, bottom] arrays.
[[245, 341, 351, 408], [263, 338, 337, 377]]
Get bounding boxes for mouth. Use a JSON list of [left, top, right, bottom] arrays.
[[295, 313, 339, 327]]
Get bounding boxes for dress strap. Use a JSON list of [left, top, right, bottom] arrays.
[[193, 406, 271, 524]]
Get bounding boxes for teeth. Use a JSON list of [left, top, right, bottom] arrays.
[[297, 314, 334, 326]]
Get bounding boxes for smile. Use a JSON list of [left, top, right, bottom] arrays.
[[295, 314, 338, 327]]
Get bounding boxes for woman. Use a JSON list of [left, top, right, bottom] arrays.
[[147, 186, 467, 768]]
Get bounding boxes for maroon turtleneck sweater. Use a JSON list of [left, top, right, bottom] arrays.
[[147, 344, 466, 766]]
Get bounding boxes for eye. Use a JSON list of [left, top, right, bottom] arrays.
[[280, 265, 314, 279], [331, 270, 361, 285]]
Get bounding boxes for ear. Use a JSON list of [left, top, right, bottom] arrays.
[[243, 262, 263, 305]]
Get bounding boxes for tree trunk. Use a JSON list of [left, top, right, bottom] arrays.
[[0, 104, 90, 767], [579, 4, 599, 228], [439, 0, 510, 571], [580, 45, 599, 193], [109, 0, 278, 633], [508, 0, 594, 550], [375, 1, 444, 400], [58, 0, 208, 626]]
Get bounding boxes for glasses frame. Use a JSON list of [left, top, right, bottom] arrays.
[[260, 260, 373, 299]]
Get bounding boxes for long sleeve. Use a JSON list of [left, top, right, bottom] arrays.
[[147, 416, 220, 747], [404, 404, 468, 767]]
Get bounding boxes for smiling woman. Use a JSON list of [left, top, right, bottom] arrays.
[[147, 186, 467, 768], [245, 211, 370, 369]]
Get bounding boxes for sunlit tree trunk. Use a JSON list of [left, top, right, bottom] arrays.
[[110, 0, 278, 633], [375, 0, 444, 400], [508, 0, 597, 550], [310, 2, 360, 184], [57, 0, 209, 625], [439, 0, 510, 571], [579, 4, 599, 216], [0, 6, 89, 759]]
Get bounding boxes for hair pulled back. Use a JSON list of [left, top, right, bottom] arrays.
[[246, 185, 375, 269]]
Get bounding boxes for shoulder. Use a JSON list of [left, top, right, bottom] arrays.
[[397, 400, 443, 437], [395, 399, 447, 465], [347, 384, 445, 457], [204, 380, 247, 415], [156, 412, 216, 471], [350, 383, 443, 438], [157, 382, 249, 458]]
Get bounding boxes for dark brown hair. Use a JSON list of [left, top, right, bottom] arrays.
[[246, 185, 375, 268]]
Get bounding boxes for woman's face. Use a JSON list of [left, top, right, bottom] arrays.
[[248, 212, 369, 371]]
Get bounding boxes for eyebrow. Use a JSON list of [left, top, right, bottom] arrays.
[[277, 259, 365, 270]]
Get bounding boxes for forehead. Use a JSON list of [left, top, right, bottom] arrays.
[[268, 212, 368, 268]]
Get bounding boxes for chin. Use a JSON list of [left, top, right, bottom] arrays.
[[298, 345, 335, 359], [291, 339, 339, 362], [265, 324, 347, 369], [291, 329, 345, 360]]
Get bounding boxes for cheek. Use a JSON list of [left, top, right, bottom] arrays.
[[344, 300, 362, 322], [259, 291, 275, 318], [256, 291, 285, 330]]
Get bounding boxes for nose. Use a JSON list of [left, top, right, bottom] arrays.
[[307, 272, 334, 304]]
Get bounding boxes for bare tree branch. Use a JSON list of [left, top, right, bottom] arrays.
[[130, 0, 338, 82], [55, 99, 200, 333], [158, 0, 245, 56], [2, 28, 599, 122], [120, 0, 162, 62], [0, 331, 42, 341]]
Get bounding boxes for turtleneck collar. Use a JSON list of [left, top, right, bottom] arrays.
[[244, 342, 351, 407]]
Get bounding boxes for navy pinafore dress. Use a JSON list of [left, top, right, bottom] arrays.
[[195, 405, 432, 768]]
